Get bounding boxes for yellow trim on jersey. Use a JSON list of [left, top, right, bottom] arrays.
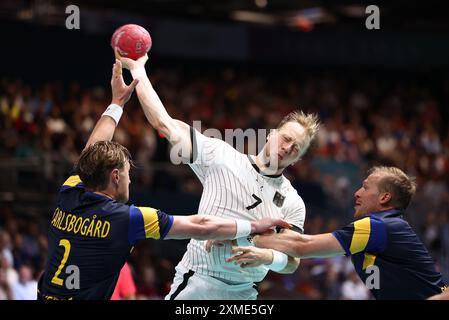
[[63, 175, 82, 187], [349, 217, 371, 254], [138, 207, 161, 239], [362, 253, 377, 270]]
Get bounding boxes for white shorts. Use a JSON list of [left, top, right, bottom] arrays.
[[165, 264, 258, 300]]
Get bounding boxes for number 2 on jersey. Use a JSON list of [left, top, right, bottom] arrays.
[[51, 239, 71, 286]]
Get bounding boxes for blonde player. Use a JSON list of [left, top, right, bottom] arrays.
[[117, 53, 320, 300]]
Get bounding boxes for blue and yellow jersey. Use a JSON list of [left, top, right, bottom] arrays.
[[332, 209, 446, 299], [38, 171, 174, 300]]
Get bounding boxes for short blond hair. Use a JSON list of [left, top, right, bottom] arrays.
[[77, 141, 132, 190], [368, 166, 417, 210], [277, 110, 320, 156]]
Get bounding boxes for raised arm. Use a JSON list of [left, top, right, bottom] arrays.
[[116, 53, 192, 162], [165, 216, 291, 241], [84, 60, 138, 150]]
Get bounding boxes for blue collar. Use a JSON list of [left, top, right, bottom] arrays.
[[371, 208, 404, 219], [84, 191, 111, 201]]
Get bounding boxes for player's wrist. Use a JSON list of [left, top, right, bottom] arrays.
[[130, 67, 147, 79], [234, 219, 252, 239], [102, 103, 123, 125], [110, 100, 124, 107], [264, 250, 275, 265], [249, 220, 259, 234], [266, 250, 288, 271]]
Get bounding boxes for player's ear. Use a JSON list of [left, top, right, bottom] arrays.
[[111, 168, 120, 186], [379, 192, 392, 205]]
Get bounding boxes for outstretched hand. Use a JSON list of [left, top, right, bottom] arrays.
[[205, 239, 235, 252], [251, 217, 291, 235], [111, 59, 139, 107], [114, 47, 148, 71], [227, 246, 273, 268]]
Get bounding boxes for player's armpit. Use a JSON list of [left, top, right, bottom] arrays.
[[254, 232, 345, 259], [164, 120, 193, 164]]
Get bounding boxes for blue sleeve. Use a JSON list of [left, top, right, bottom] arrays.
[[332, 217, 387, 256], [332, 224, 354, 256], [59, 167, 84, 192], [128, 205, 174, 245], [365, 217, 388, 253]]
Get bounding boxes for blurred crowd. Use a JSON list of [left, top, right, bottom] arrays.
[[0, 66, 448, 299]]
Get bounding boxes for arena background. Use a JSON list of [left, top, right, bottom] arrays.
[[0, 0, 448, 300]]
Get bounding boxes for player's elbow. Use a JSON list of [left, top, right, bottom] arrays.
[[153, 119, 169, 136], [155, 119, 183, 144]]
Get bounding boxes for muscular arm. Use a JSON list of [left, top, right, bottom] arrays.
[[118, 54, 192, 162], [84, 60, 138, 150], [84, 114, 118, 150], [165, 216, 291, 241], [276, 229, 301, 273], [253, 231, 345, 259]]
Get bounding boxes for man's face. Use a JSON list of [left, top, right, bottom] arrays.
[[116, 161, 131, 203], [353, 173, 384, 218], [19, 266, 32, 283], [264, 121, 307, 171]]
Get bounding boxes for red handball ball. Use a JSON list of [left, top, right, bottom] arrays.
[[111, 24, 152, 60]]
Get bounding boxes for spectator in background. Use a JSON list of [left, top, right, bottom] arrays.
[[341, 271, 371, 300], [12, 265, 37, 300], [111, 262, 137, 300], [0, 254, 18, 293], [0, 261, 12, 300], [136, 265, 161, 299], [1, 68, 449, 300], [0, 230, 14, 267]]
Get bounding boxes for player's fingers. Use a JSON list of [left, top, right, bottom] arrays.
[[128, 78, 139, 91], [274, 219, 292, 229], [231, 246, 248, 254], [205, 240, 212, 252], [112, 60, 122, 79], [233, 257, 253, 266], [241, 262, 259, 268], [138, 54, 149, 63], [260, 229, 275, 236], [226, 255, 239, 263], [205, 240, 223, 252], [114, 47, 122, 59], [228, 256, 244, 264], [226, 251, 247, 263]]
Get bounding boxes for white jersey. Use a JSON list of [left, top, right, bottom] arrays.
[[178, 128, 306, 283]]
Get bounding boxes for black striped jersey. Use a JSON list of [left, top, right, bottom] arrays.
[[332, 209, 446, 300], [180, 127, 305, 283], [38, 172, 174, 300]]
